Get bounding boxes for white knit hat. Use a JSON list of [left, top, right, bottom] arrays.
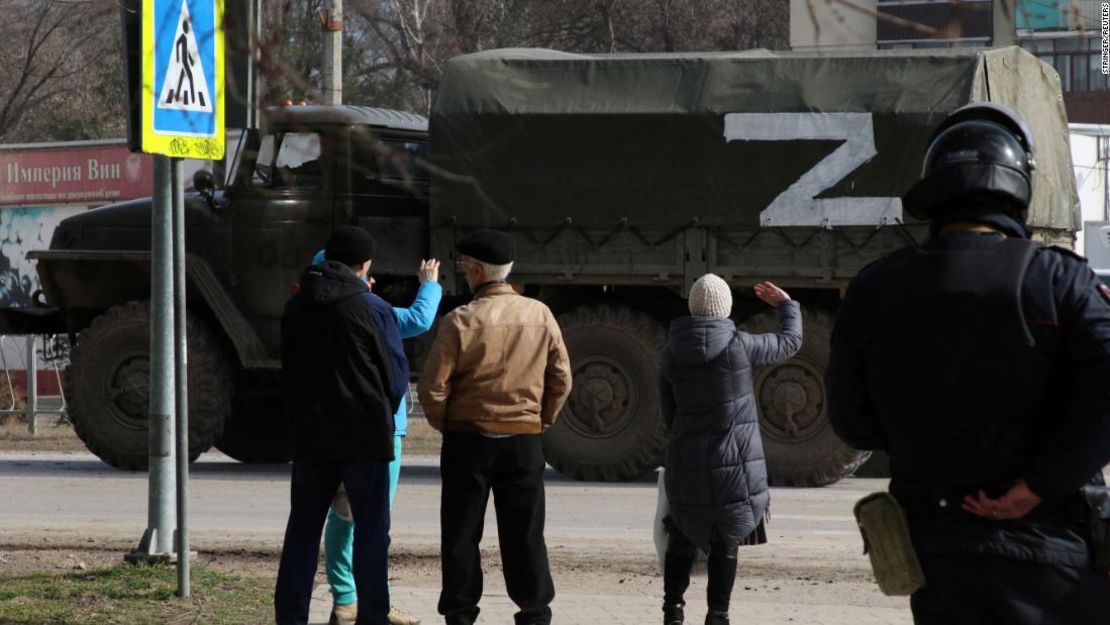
[[689, 274, 732, 318]]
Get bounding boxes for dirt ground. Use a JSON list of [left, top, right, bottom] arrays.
[[0, 537, 890, 612]]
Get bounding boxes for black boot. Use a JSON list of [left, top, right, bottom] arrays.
[[705, 546, 738, 625], [663, 552, 694, 599], [663, 550, 694, 624], [662, 602, 685, 625]]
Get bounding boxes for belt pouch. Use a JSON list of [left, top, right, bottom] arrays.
[[853, 492, 926, 596]]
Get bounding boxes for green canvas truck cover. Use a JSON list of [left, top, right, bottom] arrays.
[[430, 46, 1077, 235]]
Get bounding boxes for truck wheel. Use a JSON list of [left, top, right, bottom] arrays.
[[544, 305, 667, 481], [215, 392, 292, 463], [66, 302, 233, 470], [743, 308, 870, 486]]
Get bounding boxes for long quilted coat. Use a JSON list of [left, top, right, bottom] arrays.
[[660, 301, 802, 549]]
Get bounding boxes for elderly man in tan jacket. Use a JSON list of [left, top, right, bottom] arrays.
[[418, 229, 571, 625]]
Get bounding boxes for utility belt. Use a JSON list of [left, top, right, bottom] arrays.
[[890, 479, 1080, 526], [891, 479, 1109, 573], [854, 481, 1110, 595]]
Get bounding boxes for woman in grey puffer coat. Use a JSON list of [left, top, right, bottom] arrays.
[[659, 274, 802, 625]]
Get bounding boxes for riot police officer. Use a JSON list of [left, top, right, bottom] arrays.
[[827, 102, 1110, 624]]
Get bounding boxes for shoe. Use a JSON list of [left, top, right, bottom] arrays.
[[704, 611, 729, 625], [329, 602, 357, 625], [663, 602, 684, 625], [388, 606, 421, 625]]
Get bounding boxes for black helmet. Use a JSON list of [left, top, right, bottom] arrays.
[[902, 102, 1036, 221]]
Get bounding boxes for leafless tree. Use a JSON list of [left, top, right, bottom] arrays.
[[1, 0, 788, 140], [338, 0, 787, 112], [256, 0, 329, 104], [0, 0, 123, 142]]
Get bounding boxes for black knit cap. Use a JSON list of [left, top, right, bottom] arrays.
[[325, 225, 375, 266], [456, 229, 515, 264]]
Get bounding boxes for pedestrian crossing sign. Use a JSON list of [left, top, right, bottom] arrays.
[[141, 0, 224, 159]]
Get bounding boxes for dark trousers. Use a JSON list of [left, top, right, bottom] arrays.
[[664, 519, 738, 616], [275, 459, 391, 625], [911, 553, 1110, 625], [439, 432, 555, 625]]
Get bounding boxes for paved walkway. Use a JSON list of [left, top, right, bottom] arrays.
[[307, 583, 912, 625]]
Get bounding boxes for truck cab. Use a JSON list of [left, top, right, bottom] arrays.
[[16, 105, 432, 468]]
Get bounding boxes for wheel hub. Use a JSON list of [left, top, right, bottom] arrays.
[[106, 355, 151, 428], [756, 359, 825, 443], [564, 357, 635, 438]]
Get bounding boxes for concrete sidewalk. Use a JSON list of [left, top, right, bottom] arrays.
[[307, 583, 912, 625]]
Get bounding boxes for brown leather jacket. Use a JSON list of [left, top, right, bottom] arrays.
[[417, 283, 572, 434]]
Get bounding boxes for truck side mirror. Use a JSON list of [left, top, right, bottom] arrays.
[[193, 169, 219, 209], [193, 169, 216, 197]]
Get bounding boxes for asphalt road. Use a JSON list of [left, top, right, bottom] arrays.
[[0, 449, 875, 541]]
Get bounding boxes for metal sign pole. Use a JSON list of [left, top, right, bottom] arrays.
[[172, 157, 190, 596], [126, 0, 222, 570], [25, 336, 36, 436], [128, 154, 177, 563]]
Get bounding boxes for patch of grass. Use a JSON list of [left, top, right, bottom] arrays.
[[0, 419, 88, 453], [0, 562, 272, 624], [0, 384, 26, 426]]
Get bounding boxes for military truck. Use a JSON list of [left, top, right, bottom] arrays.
[[4, 46, 1078, 485]]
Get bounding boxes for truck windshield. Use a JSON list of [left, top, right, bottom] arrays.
[[252, 132, 324, 190]]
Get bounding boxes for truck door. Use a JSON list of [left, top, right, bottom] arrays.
[[333, 125, 433, 370], [334, 126, 430, 278], [231, 126, 336, 356]]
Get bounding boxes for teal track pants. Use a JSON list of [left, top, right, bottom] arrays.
[[325, 435, 403, 606]]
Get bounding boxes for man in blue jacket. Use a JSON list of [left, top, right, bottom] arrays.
[[314, 250, 441, 625], [827, 103, 1110, 624], [276, 226, 408, 625]]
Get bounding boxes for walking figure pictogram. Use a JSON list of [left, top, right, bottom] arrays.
[[157, 0, 213, 115], [168, 20, 204, 107]]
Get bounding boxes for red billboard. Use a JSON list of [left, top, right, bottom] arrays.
[[0, 142, 153, 206]]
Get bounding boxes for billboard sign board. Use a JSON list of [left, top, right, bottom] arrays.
[[0, 143, 154, 206]]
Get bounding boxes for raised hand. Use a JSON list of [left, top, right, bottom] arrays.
[[418, 259, 441, 284], [754, 281, 790, 307]]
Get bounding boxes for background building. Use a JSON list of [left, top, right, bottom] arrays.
[[1016, 0, 1109, 122], [790, 0, 1109, 123], [790, 0, 878, 51]]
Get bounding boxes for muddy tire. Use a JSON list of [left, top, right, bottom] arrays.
[[66, 302, 233, 470], [543, 305, 667, 481], [743, 308, 870, 486], [854, 449, 891, 477], [216, 392, 292, 463]]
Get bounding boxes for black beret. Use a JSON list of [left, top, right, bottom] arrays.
[[325, 225, 375, 266], [455, 229, 515, 265]]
